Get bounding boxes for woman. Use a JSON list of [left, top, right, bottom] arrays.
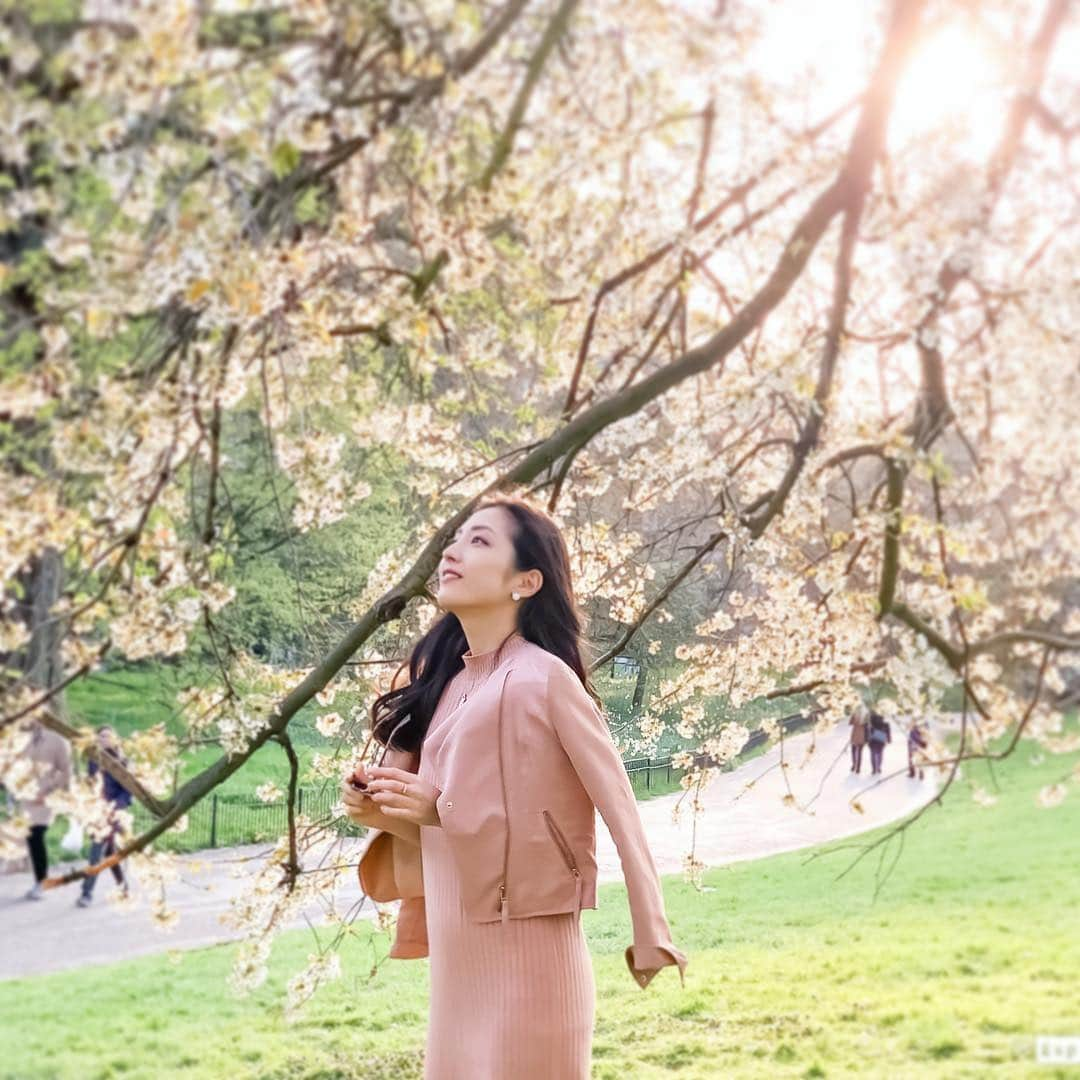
[[17, 719, 72, 901], [848, 703, 869, 774], [342, 496, 687, 1079]]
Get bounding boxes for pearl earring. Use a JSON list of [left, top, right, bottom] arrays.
[[511, 590, 520, 601]]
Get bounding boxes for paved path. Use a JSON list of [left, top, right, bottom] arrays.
[[0, 716, 941, 980], [624, 714, 943, 879]]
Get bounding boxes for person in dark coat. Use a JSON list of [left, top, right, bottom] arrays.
[[77, 726, 133, 906], [868, 711, 892, 774]]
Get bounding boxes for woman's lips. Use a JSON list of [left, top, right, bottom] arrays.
[[441, 570, 462, 581]]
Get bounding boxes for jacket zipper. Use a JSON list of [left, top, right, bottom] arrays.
[[496, 669, 512, 924], [542, 808, 583, 915], [542, 809, 578, 873]]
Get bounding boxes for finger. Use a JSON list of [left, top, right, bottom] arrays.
[[370, 790, 405, 807], [367, 779, 412, 795], [373, 790, 418, 811], [340, 794, 370, 815], [366, 766, 409, 780], [365, 782, 400, 797], [341, 787, 373, 807]]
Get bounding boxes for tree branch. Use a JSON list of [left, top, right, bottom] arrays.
[[478, 0, 580, 191], [39, 2, 936, 881]]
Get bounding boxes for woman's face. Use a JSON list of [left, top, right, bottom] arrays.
[[436, 506, 536, 613]]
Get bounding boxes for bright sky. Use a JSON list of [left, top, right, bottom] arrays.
[[684, 2, 1069, 427], [580, 2, 1076, 427], [745, 0, 1013, 160]]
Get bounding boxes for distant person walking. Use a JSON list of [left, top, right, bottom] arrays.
[[16, 719, 73, 900], [868, 711, 892, 774], [77, 726, 133, 907], [907, 721, 928, 780], [848, 704, 869, 774]]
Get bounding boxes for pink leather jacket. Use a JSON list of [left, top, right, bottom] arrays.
[[359, 634, 688, 989]]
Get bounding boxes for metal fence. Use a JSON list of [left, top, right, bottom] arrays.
[[131, 786, 350, 852], [134, 710, 820, 852], [624, 709, 818, 791]]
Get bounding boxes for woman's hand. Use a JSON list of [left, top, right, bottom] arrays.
[[363, 765, 442, 827], [340, 767, 383, 827]]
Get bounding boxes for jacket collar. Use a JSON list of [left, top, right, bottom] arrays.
[[460, 629, 529, 680]]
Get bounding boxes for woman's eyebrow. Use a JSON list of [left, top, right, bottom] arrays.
[[452, 524, 494, 539]]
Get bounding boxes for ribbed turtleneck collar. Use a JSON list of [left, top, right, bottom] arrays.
[[460, 629, 528, 682]]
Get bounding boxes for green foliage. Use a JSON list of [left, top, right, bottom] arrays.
[[2, 0, 80, 24], [1, 247, 51, 315], [293, 184, 326, 225], [199, 9, 302, 51], [69, 315, 160, 381], [0, 328, 42, 379], [271, 141, 302, 180], [64, 165, 115, 227]]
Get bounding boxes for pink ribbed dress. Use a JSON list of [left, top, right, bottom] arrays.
[[418, 642, 596, 1080]]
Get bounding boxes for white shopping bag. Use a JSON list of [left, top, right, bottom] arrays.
[[60, 818, 84, 854]]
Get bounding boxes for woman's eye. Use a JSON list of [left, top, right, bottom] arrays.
[[445, 535, 487, 549]]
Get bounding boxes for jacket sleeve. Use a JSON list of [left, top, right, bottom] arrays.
[[546, 660, 688, 990]]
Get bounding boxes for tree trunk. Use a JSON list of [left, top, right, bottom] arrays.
[[16, 546, 69, 719]]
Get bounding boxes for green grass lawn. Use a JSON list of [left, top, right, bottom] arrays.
[[49, 664, 357, 857], [3, 719, 1077, 1079], [65, 664, 332, 799]]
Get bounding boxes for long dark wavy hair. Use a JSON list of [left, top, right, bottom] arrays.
[[369, 496, 602, 756]]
